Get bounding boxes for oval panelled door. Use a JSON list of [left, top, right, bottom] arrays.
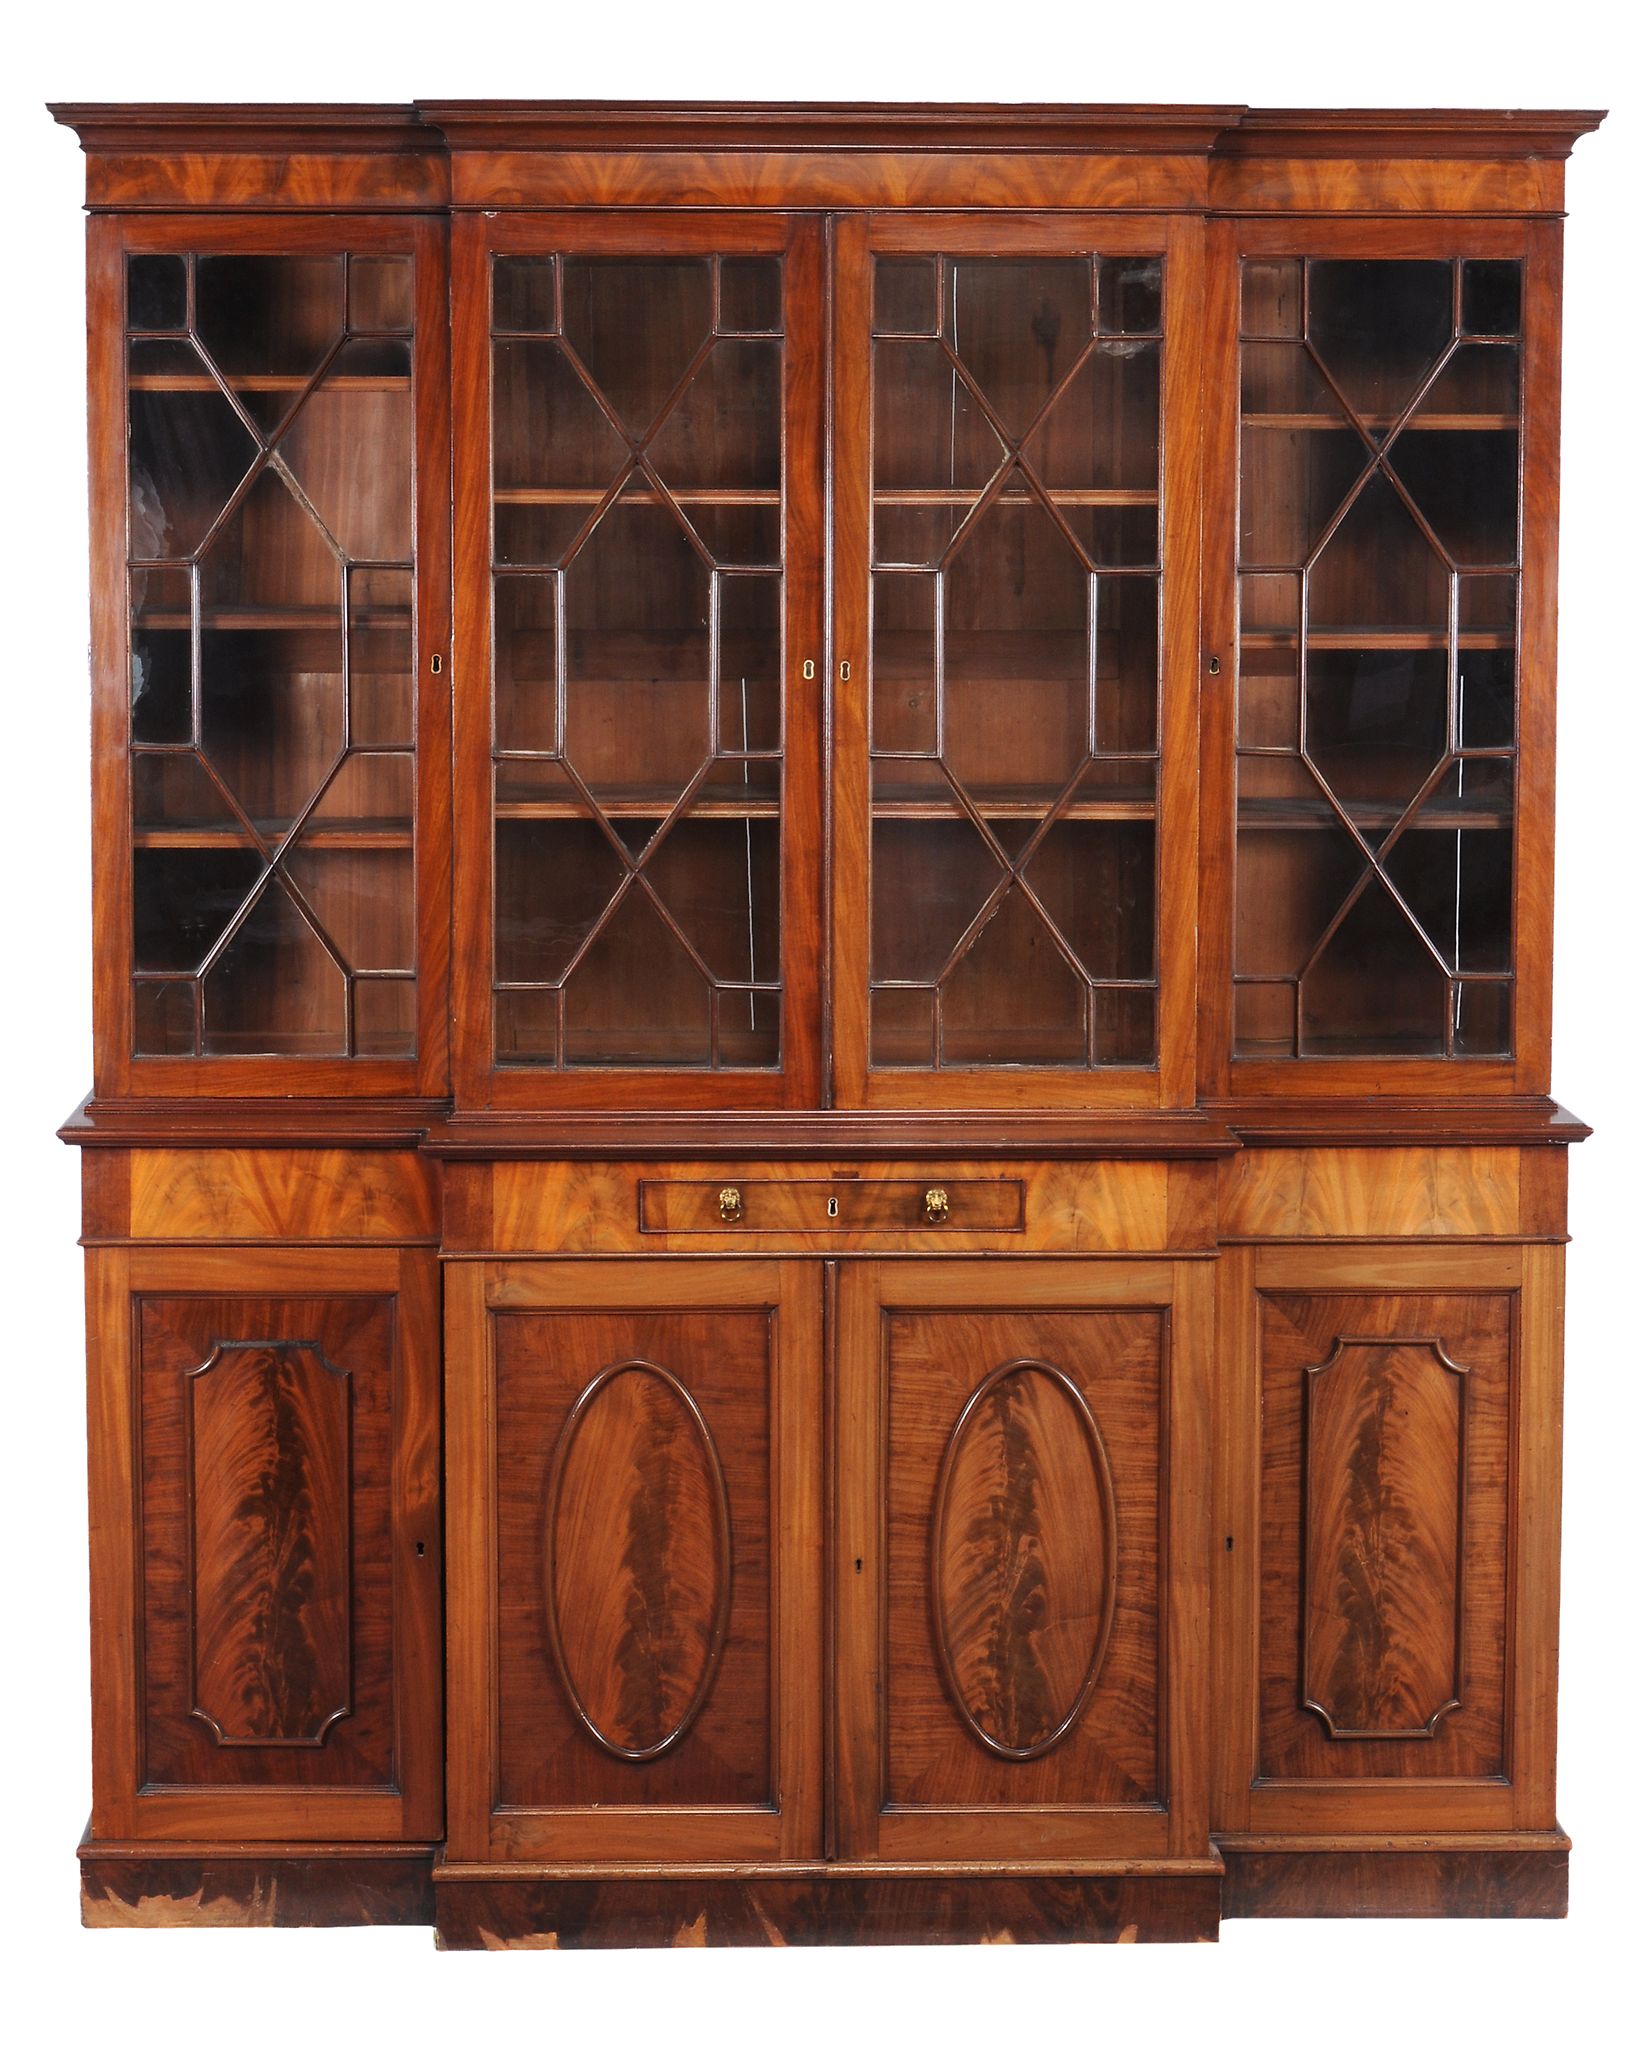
[[930, 1358, 1119, 1761], [543, 1360, 733, 1762]]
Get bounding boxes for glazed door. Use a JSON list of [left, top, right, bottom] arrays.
[[91, 215, 450, 1098], [86, 1247, 442, 1842], [445, 1260, 823, 1861], [451, 213, 826, 1109], [834, 1260, 1211, 1861], [830, 214, 1202, 1108], [1202, 218, 1559, 1095]]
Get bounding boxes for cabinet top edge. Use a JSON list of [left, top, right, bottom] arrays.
[[48, 101, 1608, 160], [56, 1097, 1592, 1155]]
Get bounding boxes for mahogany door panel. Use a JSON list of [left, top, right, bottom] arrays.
[[1260, 1287, 1509, 1782], [1214, 1241, 1561, 1836], [450, 211, 826, 1111], [830, 212, 1203, 1110], [1199, 215, 1560, 1099], [87, 213, 451, 1099], [86, 1247, 442, 1841], [835, 1259, 1211, 1861], [445, 1260, 822, 1861]]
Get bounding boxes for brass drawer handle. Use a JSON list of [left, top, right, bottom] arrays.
[[923, 1186, 950, 1226], [718, 1186, 743, 1224]]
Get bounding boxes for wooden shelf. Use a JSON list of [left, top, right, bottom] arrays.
[[133, 820, 412, 850], [1241, 412, 1518, 432], [495, 486, 779, 506], [873, 487, 1158, 508], [496, 788, 780, 823], [135, 608, 411, 634], [1242, 628, 1514, 652], [873, 782, 1156, 823], [129, 373, 410, 393], [1238, 795, 1510, 833]]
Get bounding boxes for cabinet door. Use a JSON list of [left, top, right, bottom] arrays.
[[452, 213, 826, 1109], [446, 1260, 822, 1861], [831, 214, 1202, 1108], [835, 1260, 1210, 1861], [90, 216, 450, 1097], [86, 1247, 441, 1841], [1215, 1243, 1563, 1836], [1202, 218, 1558, 1095]]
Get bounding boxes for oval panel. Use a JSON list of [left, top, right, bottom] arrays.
[[543, 1359, 731, 1762], [932, 1358, 1118, 1761]]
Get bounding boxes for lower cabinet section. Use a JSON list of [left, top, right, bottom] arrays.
[[74, 1152, 1571, 1939], [84, 1246, 442, 1842]]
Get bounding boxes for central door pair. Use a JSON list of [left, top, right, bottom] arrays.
[[444, 1257, 1205, 1866], [451, 210, 1200, 1112]]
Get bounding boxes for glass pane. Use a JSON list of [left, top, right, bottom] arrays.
[[491, 249, 786, 1070], [1234, 254, 1523, 1060], [867, 248, 1163, 1071], [125, 247, 419, 1060]]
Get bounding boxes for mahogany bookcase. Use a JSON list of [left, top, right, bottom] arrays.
[[49, 100, 1602, 1946]]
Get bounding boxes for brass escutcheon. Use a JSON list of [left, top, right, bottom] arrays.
[[718, 1186, 744, 1224], [923, 1186, 950, 1225]]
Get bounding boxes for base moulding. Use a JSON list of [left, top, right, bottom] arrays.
[[76, 1836, 1572, 1939]]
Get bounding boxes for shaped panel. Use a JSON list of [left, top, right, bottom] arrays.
[[932, 1359, 1117, 1760], [544, 1361, 731, 1761], [1258, 1287, 1510, 1784], [188, 1339, 353, 1746], [1302, 1339, 1466, 1739]]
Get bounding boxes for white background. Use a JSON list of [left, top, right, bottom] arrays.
[[0, 6, 1638, 2041]]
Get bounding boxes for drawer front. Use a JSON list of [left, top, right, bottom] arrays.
[[446, 1158, 1216, 1256], [640, 1176, 1024, 1235]]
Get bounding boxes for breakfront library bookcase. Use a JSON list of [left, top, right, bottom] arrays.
[[50, 101, 1602, 1946]]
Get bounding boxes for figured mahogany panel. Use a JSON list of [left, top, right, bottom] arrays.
[[931, 1360, 1117, 1759], [127, 1148, 437, 1242], [544, 1362, 731, 1761], [885, 1307, 1162, 1810], [188, 1341, 352, 1745], [138, 1293, 397, 1791], [1302, 1338, 1466, 1738], [1219, 1145, 1523, 1240], [493, 1307, 774, 1812], [1259, 1289, 1510, 1781]]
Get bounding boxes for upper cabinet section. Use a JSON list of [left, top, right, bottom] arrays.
[[53, 105, 1602, 1112], [86, 214, 450, 1099]]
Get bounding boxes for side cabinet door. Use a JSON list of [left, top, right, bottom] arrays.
[[446, 1260, 822, 1861], [87, 1247, 442, 1841], [1218, 1242, 1562, 1838], [835, 1259, 1211, 1861]]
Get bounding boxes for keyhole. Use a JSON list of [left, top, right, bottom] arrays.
[[415, 1541, 426, 1557], [827, 1196, 839, 1219], [854, 1558, 863, 1574]]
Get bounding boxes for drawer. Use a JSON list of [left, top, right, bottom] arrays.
[[447, 1158, 1215, 1256], [639, 1177, 1024, 1235]]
